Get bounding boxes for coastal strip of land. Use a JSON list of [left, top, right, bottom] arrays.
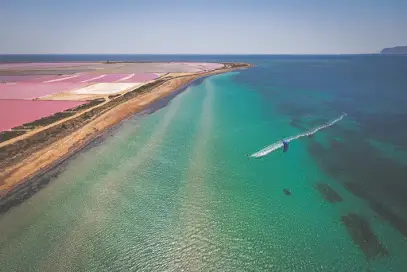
[[0, 62, 252, 212]]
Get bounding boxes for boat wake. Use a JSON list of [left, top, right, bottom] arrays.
[[250, 113, 347, 158]]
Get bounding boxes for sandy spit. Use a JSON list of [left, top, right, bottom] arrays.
[[0, 64, 251, 198]]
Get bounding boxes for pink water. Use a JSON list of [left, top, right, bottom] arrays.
[[117, 73, 159, 83], [95, 74, 131, 82], [62, 73, 159, 83], [0, 62, 99, 69], [0, 83, 87, 99], [22, 75, 71, 83], [0, 76, 50, 83], [50, 74, 103, 83], [0, 99, 85, 131]]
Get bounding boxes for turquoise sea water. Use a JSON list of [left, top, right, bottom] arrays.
[[1, 55, 407, 271]]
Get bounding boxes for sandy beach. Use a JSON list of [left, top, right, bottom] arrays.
[[0, 63, 251, 203]]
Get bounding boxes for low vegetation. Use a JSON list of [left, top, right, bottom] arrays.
[[0, 79, 166, 168], [0, 131, 26, 143], [0, 65, 247, 168], [6, 98, 105, 137]]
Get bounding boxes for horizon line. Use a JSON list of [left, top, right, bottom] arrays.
[[0, 53, 381, 56]]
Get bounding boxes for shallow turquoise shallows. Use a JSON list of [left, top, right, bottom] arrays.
[[1, 55, 407, 272]]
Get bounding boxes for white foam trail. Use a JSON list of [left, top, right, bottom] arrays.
[[43, 74, 81, 83], [250, 113, 347, 158], [116, 73, 134, 81], [81, 74, 106, 82]]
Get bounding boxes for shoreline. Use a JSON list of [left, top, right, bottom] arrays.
[[0, 62, 252, 213]]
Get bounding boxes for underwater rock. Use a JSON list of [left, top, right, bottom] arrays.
[[315, 183, 343, 203], [283, 189, 292, 196], [341, 213, 388, 259]]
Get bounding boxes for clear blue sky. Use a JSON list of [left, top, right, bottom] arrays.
[[1, 0, 406, 54]]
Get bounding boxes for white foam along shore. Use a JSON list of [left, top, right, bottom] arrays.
[[250, 113, 347, 158]]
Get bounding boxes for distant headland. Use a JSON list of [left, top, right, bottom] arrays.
[[381, 46, 407, 55]]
